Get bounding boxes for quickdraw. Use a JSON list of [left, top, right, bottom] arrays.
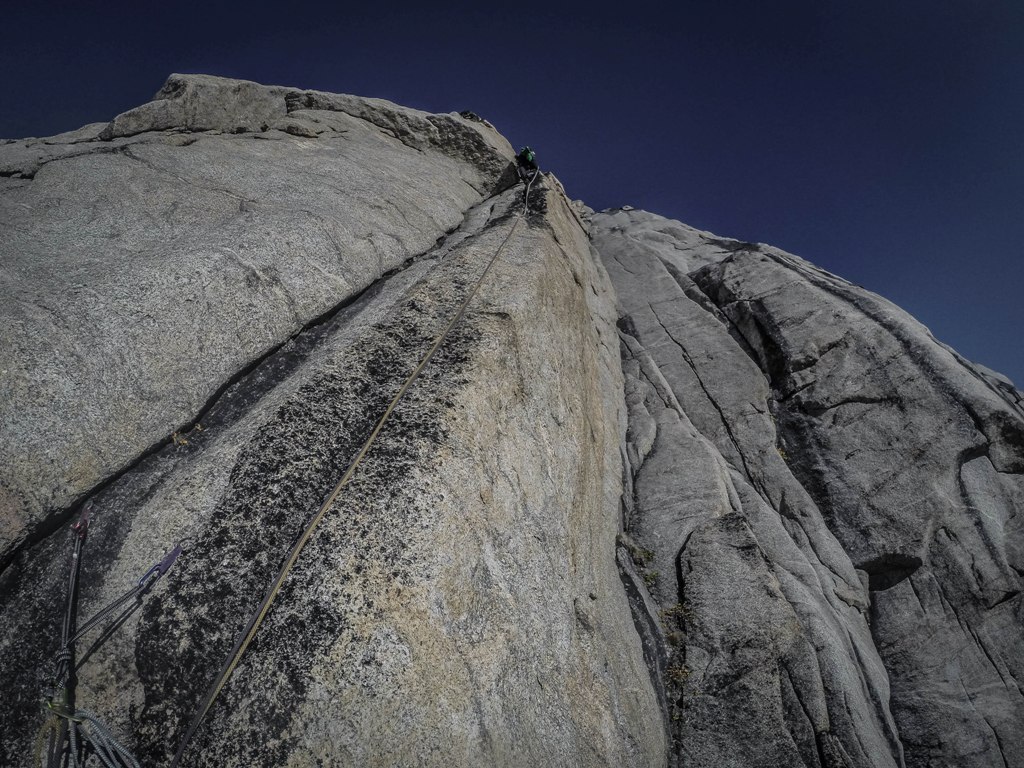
[[36, 501, 181, 768]]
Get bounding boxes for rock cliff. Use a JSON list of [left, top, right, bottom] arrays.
[[592, 208, 1024, 768], [1, 75, 1021, 767]]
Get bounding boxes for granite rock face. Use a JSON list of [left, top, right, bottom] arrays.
[[0, 74, 514, 566], [0, 78, 663, 767], [591, 207, 1024, 768], [2, 76, 1022, 768]]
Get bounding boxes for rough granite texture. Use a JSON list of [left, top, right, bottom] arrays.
[[2, 76, 1022, 768], [0, 77, 663, 767], [0, 73, 515, 566], [591, 207, 1024, 768]]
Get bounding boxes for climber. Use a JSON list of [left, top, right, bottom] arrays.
[[516, 146, 538, 182]]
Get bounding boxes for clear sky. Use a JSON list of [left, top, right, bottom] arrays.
[[3, 0, 1021, 385]]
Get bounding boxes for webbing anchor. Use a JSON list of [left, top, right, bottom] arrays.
[[36, 503, 181, 768]]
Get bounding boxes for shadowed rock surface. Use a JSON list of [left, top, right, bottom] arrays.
[[591, 207, 1024, 768], [2, 77, 1022, 767]]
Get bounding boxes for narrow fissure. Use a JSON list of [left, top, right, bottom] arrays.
[[647, 302, 755, 481]]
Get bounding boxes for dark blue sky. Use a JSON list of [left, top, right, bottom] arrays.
[[3, 0, 1021, 385]]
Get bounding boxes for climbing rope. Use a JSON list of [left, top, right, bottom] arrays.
[[170, 171, 540, 767], [36, 503, 181, 768]]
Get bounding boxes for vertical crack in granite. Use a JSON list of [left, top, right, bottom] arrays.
[[0, 73, 516, 566], [647, 300, 754, 481], [1, 191, 490, 764]]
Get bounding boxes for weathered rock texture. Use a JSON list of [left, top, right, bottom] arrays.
[[0, 73, 514, 566], [591, 207, 1024, 768], [2, 76, 1023, 768], [0, 76, 663, 768]]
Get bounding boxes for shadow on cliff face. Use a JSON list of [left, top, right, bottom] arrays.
[[857, 553, 923, 591]]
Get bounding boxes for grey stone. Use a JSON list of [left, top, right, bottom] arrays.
[[0, 74, 514, 566], [3, 74, 1022, 768], [593, 207, 1024, 767], [0, 86, 664, 764]]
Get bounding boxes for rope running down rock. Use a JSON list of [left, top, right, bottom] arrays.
[[170, 171, 540, 767]]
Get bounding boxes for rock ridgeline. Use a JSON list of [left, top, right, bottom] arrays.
[[1, 75, 1021, 767]]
